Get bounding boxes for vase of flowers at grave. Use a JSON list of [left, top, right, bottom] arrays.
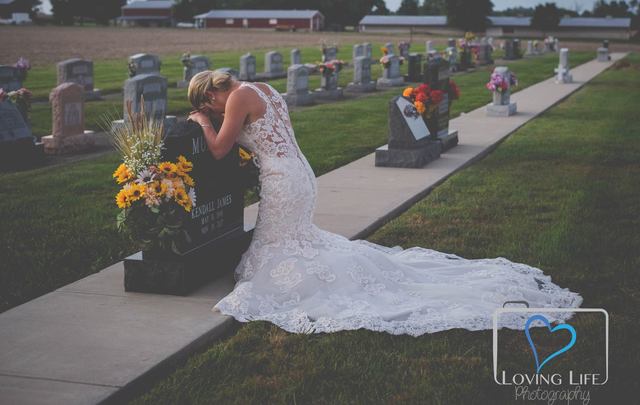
[[14, 57, 30, 82], [317, 59, 345, 88], [112, 100, 197, 260], [379, 47, 405, 68], [486, 70, 518, 105], [0, 87, 32, 124], [401, 84, 444, 140], [180, 52, 193, 70]]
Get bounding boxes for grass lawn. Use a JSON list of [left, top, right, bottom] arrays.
[[129, 55, 639, 404], [0, 51, 593, 313]]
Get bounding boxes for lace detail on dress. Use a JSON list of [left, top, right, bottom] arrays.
[[213, 82, 584, 337]]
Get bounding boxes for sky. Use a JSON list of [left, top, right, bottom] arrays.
[[38, 0, 601, 15]]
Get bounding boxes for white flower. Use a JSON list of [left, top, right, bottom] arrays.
[[188, 188, 197, 207], [135, 168, 156, 184]]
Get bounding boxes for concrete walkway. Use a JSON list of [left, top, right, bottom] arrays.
[[0, 53, 626, 404]]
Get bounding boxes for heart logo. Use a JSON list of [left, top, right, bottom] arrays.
[[525, 314, 576, 374]]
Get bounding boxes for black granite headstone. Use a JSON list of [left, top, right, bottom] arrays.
[[406, 53, 423, 82], [422, 56, 459, 150], [123, 120, 252, 295], [375, 96, 441, 168]]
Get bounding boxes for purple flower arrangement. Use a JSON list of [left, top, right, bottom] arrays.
[[486, 71, 518, 93]]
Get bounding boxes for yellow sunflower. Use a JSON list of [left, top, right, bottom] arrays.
[[148, 180, 167, 197], [115, 189, 131, 209], [176, 155, 193, 175], [174, 188, 191, 212], [182, 173, 195, 187], [158, 162, 178, 177], [126, 183, 146, 202], [113, 163, 133, 184]]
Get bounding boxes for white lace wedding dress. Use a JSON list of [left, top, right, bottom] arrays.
[[212, 82, 583, 337]]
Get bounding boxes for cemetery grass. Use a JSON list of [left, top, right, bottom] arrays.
[[26, 48, 592, 138], [0, 51, 595, 313], [130, 55, 639, 404]]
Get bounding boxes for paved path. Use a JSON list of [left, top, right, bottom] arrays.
[[0, 53, 626, 404]]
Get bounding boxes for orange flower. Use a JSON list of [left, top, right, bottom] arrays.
[[402, 87, 414, 98], [414, 101, 426, 114]]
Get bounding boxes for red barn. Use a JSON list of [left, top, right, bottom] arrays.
[[194, 9, 324, 32], [120, 0, 175, 27]]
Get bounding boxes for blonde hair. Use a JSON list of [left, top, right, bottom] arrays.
[[188, 70, 233, 109]]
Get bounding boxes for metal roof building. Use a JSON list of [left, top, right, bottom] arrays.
[[120, 1, 176, 27], [358, 14, 635, 39], [194, 9, 324, 31]]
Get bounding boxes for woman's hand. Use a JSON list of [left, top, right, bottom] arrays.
[[188, 109, 213, 128]]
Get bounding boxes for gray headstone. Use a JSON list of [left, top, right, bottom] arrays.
[[398, 42, 410, 59], [128, 53, 161, 77], [286, 64, 309, 95], [0, 66, 22, 92], [0, 101, 32, 142], [322, 46, 338, 62], [353, 56, 372, 84], [239, 53, 256, 81], [555, 48, 572, 83], [384, 42, 395, 55], [183, 55, 210, 83], [426, 41, 435, 53], [363, 43, 372, 59], [57, 58, 94, 92], [352, 44, 365, 60], [265, 51, 284, 75], [320, 70, 339, 91], [383, 55, 401, 80], [123, 73, 168, 121], [290, 48, 301, 65]]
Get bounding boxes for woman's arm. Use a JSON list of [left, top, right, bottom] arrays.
[[189, 90, 249, 160]]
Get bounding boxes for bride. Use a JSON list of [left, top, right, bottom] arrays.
[[187, 70, 583, 337]]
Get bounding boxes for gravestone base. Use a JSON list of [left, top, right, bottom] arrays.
[[256, 72, 287, 80], [346, 81, 376, 93], [112, 116, 178, 135], [376, 76, 405, 88], [554, 72, 573, 84], [313, 87, 344, 100], [41, 130, 96, 154], [437, 129, 459, 151], [282, 91, 315, 106], [85, 89, 102, 101], [486, 102, 517, 117], [0, 138, 44, 170], [374, 142, 441, 168], [123, 228, 252, 296]]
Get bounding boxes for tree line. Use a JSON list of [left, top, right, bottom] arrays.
[[11, 0, 640, 31]]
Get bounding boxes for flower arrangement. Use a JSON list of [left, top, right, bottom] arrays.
[[0, 87, 32, 122], [401, 84, 445, 119], [379, 47, 405, 68], [110, 97, 196, 255], [486, 71, 518, 93], [239, 145, 261, 195], [464, 32, 476, 42], [14, 57, 30, 81], [317, 59, 346, 77]]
